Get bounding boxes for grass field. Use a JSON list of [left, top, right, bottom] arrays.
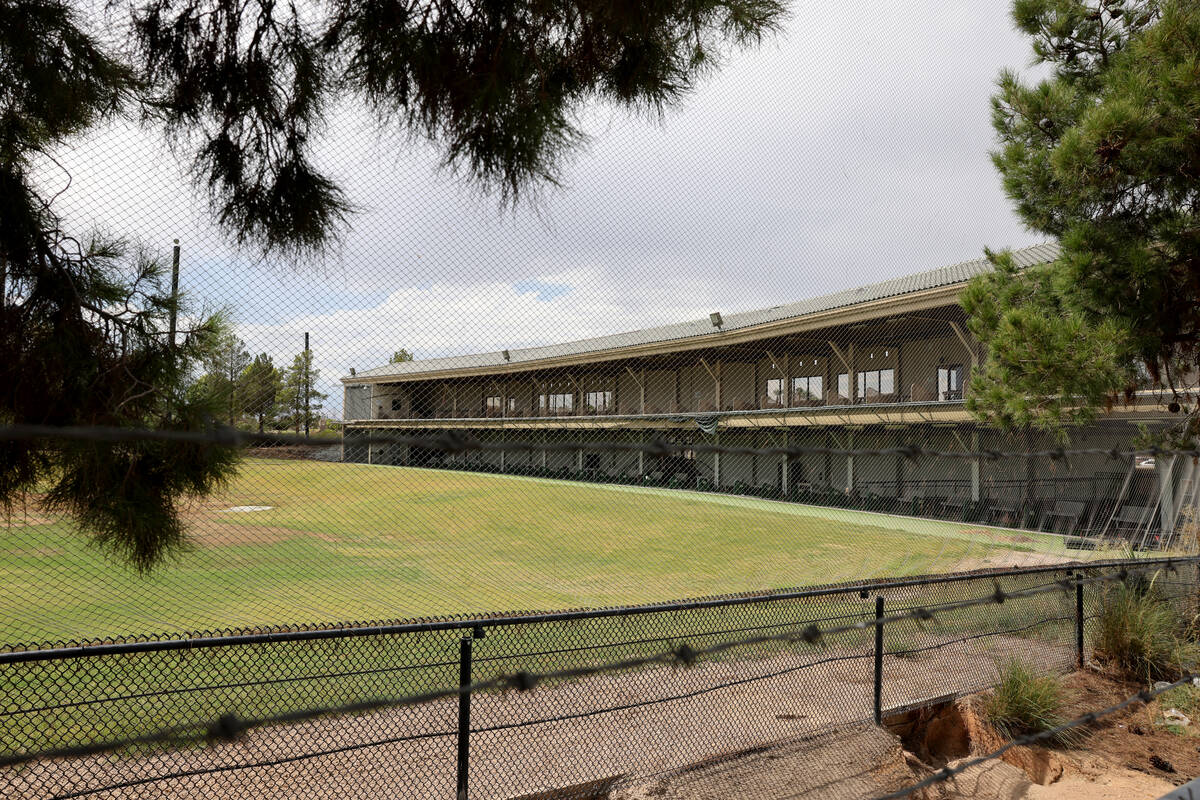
[[0, 458, 1152, 754], [0, 458, 1078, 646]]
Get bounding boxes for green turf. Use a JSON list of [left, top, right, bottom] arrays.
[[0, 458, 1074, 646], [0, 458, 1142, 753]]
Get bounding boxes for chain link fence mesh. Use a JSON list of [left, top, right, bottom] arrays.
[[3, 1, 1200, 798], [2, 561, 1195, 799]]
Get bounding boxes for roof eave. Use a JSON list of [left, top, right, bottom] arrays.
[[340, 280, 967, 385]]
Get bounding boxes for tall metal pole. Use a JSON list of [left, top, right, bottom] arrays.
[[169, 240, 180, 350], [303, 332, 310, 438]]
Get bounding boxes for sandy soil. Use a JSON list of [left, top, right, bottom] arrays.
[[911, 670, 1190, 800], [941, 758, 1175, 800]]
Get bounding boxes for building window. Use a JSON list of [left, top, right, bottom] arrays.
[[837, 373, 850, 402], [857, 368, 895, 400], [765, 378, 786, 407], [583, 390, 613, 413], [540, 392, 574, 414], [485, 395, 502, 415], [937, 365, 964, 401], [791, 375, 823, 403], [390, 397, 403, 412], [507, 397, 518, 414]]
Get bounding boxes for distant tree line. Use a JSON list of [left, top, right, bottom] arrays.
[[193, 333, 328, 434]]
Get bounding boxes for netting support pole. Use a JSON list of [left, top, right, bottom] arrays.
[[1075, 577, 1085, 670], [456, 634, 474, 799], [873, 595, 884, 725], [168, 239, 180, 350]]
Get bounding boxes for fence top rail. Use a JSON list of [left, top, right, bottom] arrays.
[[2, 555, 1193, 665]]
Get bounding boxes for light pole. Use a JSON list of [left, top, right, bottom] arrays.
[[304, 331, 310, 437], [168, 240, 180, 350]]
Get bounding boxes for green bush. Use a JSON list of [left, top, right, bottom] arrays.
[[985, 660, 1081, 746], [1095, 575, 1200, 682]]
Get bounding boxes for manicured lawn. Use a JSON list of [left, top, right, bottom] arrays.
[[0, 459, 1124, 754], [0, 459, 1071, 646]]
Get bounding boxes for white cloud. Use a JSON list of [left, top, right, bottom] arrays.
[[42, 0, 1051, 420], [236, 266, 729, 413]]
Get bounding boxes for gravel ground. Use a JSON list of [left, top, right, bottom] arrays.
[[1, 634, 1070, 800]]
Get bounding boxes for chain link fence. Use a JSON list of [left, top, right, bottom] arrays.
[[2, 558, 1194, 799]]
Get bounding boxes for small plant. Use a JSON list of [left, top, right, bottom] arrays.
[[1094, 575, 1200, 681], [1155, 682, 1200, 737], [985, 660, 1081, 746]]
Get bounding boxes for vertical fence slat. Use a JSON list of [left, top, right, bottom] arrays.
[[1075, 577, 1085, 669], [873, 595, 885, 725], [456, 635, 473, 800]]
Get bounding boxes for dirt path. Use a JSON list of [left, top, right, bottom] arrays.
[[1, 635, 1071, 799]]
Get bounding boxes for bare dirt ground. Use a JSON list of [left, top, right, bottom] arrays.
[[614, 670, 1189, 800], [948, 551, 1076, 572], [0, 635, 1071, 800], [885, 670, 1188, 800]]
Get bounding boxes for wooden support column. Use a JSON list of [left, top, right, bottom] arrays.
[[948, 321, 979, 370], [846, 430, 855, 494], [714, 430, 721, 488], [848, 344, 856, 403], [781, 429, 789, 494], [971, 429, 981, 502], [530, 376, 543, 417], [568, 374, 583, 416], [829, 341, 853, 404], [625, 365, 646, 416], [638, 431, 645, 477], [715, 360, 722, 411], [765, 350, 788, 391], [1158, 455, 1178, 537], [699, 357, 721, 413], [1024, 427, 1036, 510]]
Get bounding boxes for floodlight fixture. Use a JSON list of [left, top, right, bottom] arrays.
[[710, 312, 723, 329]]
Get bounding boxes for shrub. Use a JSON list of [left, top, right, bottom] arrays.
[[985, 660, 1081, 746], [1094, 575, 1200, 682]]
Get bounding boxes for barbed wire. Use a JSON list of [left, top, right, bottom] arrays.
[[875, 671, 1200, 799], [1, 559, 1189, 772], [0, 422, 1195, 462]]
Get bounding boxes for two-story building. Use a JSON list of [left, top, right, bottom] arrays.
[[341, 243, 1193, 544]]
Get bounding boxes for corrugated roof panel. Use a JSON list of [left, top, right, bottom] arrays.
[[349, 242, 1060, 381]]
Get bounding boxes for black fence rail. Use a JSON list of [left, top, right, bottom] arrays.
[[1, 557, 1196, 800]]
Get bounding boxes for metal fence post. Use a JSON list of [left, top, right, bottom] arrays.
[[874, 596, 885, 725], [1075, 575, 1085, 670], [456, 635, 473, 800]]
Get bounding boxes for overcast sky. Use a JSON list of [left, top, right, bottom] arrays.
[[51, 1, 1046, 415]]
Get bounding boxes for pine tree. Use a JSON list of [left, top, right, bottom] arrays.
[[240, 354, 282, 433], [203, 333, 251, 426], [0, 0, 783, 568], [282, 351, 328, 434], [965, 0, 1200, 438]]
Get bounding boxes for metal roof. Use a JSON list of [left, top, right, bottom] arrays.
[[347, 242, 1060, 383]]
